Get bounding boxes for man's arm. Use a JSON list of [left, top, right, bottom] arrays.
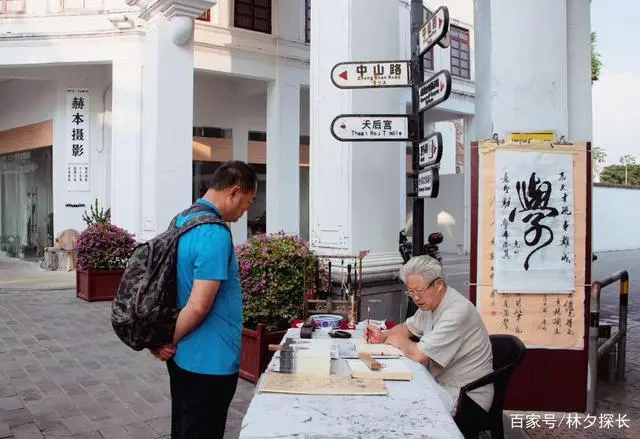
[[386, 334, 430, 365], [172, 280, 221, 344], [383, 322, 414, 340]]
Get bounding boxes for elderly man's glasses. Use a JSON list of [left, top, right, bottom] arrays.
[[406, 277, 441, 297]]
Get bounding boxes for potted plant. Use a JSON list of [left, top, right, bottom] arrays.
[[74, 222, 135, 302], [236, 231, 328, 382]]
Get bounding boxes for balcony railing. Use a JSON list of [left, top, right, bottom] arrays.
[[0, 0, 25, 13]]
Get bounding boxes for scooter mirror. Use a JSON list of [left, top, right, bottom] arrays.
[[427, 232, 443, 245]]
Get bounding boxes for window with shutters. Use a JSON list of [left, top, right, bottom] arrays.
[[234, 0, 271, 34], [305, 0, 310, 43], [450, 25, 471, 80]]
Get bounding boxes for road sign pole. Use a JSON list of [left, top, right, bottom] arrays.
[[410, 0, 425, 260]]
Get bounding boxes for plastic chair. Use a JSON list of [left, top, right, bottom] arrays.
[[453, 334, 526, 439]]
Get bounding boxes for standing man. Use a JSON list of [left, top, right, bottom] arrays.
[[152, 160, 257, 438]]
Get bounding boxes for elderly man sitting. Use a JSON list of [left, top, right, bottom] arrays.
[[365, 255, 494, 415]]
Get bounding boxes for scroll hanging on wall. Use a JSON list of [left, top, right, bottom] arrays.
[[493, 150, 575, 293], [474, 140, 588, 350]]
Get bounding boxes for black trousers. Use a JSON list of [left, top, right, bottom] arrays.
[[167, 359, 239, 439]]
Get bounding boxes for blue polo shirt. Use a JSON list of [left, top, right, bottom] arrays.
[[173, 199, 243, 376]]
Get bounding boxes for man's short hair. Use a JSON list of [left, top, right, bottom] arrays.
[[209, 160, 257, 193]]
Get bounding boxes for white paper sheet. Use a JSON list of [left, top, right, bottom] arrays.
[[493, 150, 575, 293]]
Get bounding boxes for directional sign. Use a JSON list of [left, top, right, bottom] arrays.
[[418, 132, 443, 168], [330, 114, 410, 142], [331, 61, 411, 89], [418, 70, 452, 113], [419, 6, 450, 55], [417, 166, 440, 198]]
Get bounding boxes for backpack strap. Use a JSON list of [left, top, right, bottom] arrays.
[[176, 203, 234, 264]]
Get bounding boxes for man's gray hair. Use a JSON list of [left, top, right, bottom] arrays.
[[398, 255, 444, 285]]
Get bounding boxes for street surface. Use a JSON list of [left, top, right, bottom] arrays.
[[0, 250, 638, 438]]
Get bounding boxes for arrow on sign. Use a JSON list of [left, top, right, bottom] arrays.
[[418, 132, 443, 169], [330, 114, 411, 142], [418, 6, 450, 55], [330, 61, 411, 89], [418, 70, 452, 113]]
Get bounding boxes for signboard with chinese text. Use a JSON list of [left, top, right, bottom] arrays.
[[419, 6, 450, 55], [330, 61, 411, 89], [509, 131, 557, 142], [66, 88, 90, 192], [418, 132, 443, 168], [493, 150, 575, 292], [472, 140, 588, 350], [417, 166, 439, 198], [418, 70, 452, 113], [330, 115, 410, 142]]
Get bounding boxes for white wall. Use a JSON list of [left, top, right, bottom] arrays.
[[0, 80, 56, 130], [194, 74, 309, 135], [0, 66, 112, 238], [593, 185, 640, 252]]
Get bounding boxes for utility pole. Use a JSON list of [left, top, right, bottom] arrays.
[[410, 0, 425, 259]]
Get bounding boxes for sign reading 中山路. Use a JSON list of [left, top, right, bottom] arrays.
[[330, 61, 411, 89], [417, 166, 440, 198], [66, 88, 90, 192], [419, 6, 450, 55], [418, 70, 452, 113], [418, 132, 443, 168], [330, 115, 410, 142]]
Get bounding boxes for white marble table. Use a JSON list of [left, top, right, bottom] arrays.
[[240, 328, 463, 439]]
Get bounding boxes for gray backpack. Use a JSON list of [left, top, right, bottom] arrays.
[[111, 202, 229, 351]]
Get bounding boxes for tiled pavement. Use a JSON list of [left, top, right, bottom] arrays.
[[1, 281, 639, 437], [0, 289, 254, 439]]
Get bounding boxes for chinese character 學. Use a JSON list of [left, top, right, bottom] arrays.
[[508, 172, 559, 270]]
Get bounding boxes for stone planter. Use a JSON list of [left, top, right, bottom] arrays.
[[76, 269, 124, 302], [240, 323, 287, 383]]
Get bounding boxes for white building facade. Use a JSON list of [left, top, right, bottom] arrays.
[[0, 0, 593, 271]]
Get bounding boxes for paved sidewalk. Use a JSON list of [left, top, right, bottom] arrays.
[[0, 257, 74, 291], [0, 289, 253, 438]]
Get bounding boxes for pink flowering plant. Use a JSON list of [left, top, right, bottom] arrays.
[[75, 223, 136, 271], [236, 231, 329, 331]]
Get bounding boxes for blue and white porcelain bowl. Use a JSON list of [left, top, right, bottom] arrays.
[[311, 314, 343, 330]]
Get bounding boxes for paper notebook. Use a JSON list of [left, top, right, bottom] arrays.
[[345, 358, 413, 381]]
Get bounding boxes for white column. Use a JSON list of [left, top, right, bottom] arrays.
[[231, 122, 249, 244], [110, 60, 143, 237], [474, 0, 572, 138], [566, 0, 593, 141], [137, 1, 215, 239], [310, 0, 404, 264], [266, 69, 300, 235]]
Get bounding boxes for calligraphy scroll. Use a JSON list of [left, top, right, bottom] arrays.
[[475, 140, 587, 349], [493, 150, 575, 292], [66, 88, 90, 192]]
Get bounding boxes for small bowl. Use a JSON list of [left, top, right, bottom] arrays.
[[311, 314, 343, 330]]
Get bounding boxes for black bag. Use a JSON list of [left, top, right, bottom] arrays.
[[111, 202, 229, 351]]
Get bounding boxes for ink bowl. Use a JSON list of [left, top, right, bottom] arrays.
[[311, 314, 343, 330]]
